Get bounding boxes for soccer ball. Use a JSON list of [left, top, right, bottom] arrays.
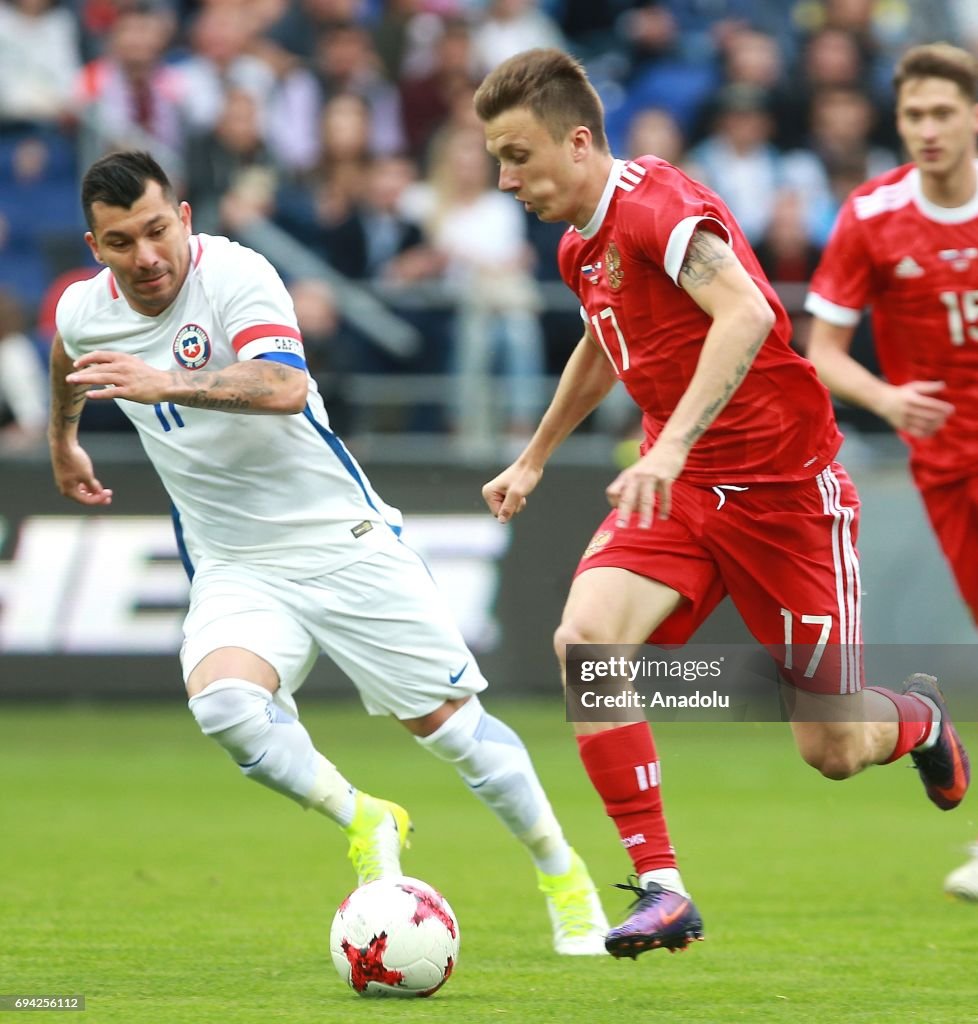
[[329, 876, 460, 998]]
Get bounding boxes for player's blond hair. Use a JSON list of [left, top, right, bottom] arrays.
[[894, 43, 978, 101], [474, 48, 609, 152]]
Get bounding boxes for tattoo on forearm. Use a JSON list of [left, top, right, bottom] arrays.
[[681, 334, 766, 449], [680, 230, 735, 288], [60, 385, 88, 426], [187, 393, 255, 411], [171, 365, 281, 411]]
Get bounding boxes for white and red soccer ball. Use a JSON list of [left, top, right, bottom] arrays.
[[330, 876, 460, 998]]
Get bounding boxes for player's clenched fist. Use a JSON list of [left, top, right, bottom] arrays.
[[482, 463, 539, 523]]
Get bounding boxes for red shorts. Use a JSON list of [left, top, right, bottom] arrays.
[[575, 462, 864, 693], [919, 474, 978, 623]]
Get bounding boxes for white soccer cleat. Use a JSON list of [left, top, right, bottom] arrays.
[[342, 793, 412, 885], [537, 849, 610, 955], [944, 844, 978, 902]]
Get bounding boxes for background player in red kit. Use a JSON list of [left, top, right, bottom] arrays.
[[474, 47, 971, 958], [806, 42, 978, 902]]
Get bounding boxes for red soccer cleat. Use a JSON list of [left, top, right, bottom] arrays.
[[904, 674, 970, 811]]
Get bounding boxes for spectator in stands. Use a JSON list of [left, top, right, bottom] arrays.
[[605, 3, 719, 152], [178, 4, 264, 123], [719, 24, 784, 93], [179, 3, 321, 178], [272, 92, 374, 275], [625, 106, 685, 163], [753, 188, 823, 351], [618, 0, 678, 73], [74, 3, 185, 180], [799, 84, 897, 245], [0, 288, 47, 451], [399, 17, 479, 166], [558, 0, 640, 60], [371, 0, 432, 83], [797, 0, 958, 86], [355, 153, 452, 433], [185, 88, 279, 236], [71, 0, 179, 61], [421, 124, 545, 446], [686, 83, 783, 245], [778, 25, 877, 149], [470, 0, 567, 77], [318, 88, 374, 168], [0, 132, 87, 310], [311, 21, 405, 157], [0, 0, 82, 130], [265, 0, 367, 63], [355, 154, 443, 286], [708, 24, 796, 148]]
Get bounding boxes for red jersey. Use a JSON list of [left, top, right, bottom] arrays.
[[806, 162, 978, 489], [558, 157, 841, 484]]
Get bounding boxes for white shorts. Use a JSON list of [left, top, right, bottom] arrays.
[[180, 542, 489, 719]]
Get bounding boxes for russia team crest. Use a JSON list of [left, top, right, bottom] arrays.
[[604, 242, 623, 289], [583, 529, 613, 559], [172, 324, 212, 370]]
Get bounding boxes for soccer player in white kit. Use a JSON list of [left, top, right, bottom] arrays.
[[47, 150, 608, 954]]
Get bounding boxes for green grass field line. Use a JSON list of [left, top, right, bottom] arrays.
[[1, 702, 975, 1023]]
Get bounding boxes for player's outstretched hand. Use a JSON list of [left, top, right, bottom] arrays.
[[878, 380, 955, 438], [51, 442, 113, 506], [482, 463, 540, 523], [67, 350, 169, 406], [606, 439, 687, 528]]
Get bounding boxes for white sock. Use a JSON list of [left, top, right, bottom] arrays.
[[521, 815, 575, 876], [189, 678, 355, 823], [638, 868, 690, 899], [305, 753, 357, 825], [417, 697, 572, 876], [912, 695, 941, 750]]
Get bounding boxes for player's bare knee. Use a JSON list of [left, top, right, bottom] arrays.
[[804, 742, 866, 781], [553, 619, 599, 665]]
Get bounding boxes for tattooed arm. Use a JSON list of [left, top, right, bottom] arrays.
[[65, 350, 308, 415], [605, 228, 775, 527], [662, 227, 776, 450], [49, 332, 114, 505]]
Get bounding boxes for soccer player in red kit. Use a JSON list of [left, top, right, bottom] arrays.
[[474, 47, 971, 958], [806, 42, 978, 901]]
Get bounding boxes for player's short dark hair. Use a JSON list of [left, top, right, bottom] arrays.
[[81, 150, 177, 231], [474, 48, 609, 152], [893, 43, 978, 101]]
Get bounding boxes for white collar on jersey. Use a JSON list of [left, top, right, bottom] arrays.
[[910, 160, 978, 224], [578, 159, 626, 239]]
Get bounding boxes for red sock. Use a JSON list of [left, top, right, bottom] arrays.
[[576, 721, 676, 872], [866, 687, 934, 763]]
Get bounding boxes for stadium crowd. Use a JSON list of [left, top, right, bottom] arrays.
[[1, 0, 977, 449]]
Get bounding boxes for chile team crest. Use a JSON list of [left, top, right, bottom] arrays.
[[172, 324, 212, 370]]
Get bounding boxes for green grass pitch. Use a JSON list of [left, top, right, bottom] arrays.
[[1, 701, 975, 1024]]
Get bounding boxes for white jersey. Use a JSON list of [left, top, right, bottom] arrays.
[[56, 233, 402, 578]]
